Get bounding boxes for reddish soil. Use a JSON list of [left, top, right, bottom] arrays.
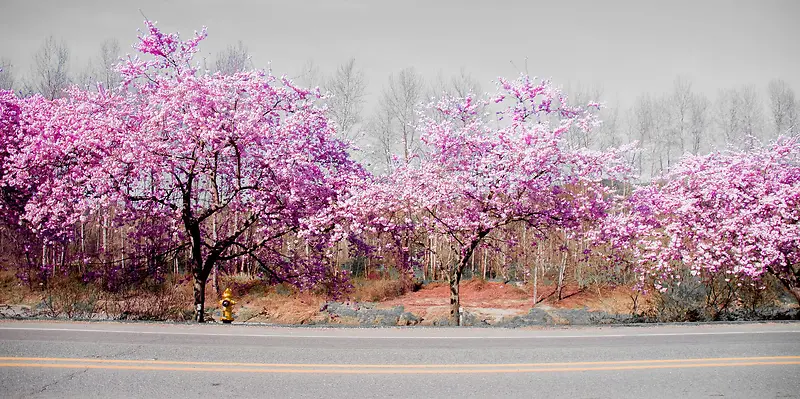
[[381, 279, 639, 322]]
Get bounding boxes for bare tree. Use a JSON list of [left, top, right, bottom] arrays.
[[97, 39, 121, 89], [564, 82, 604, 149], [715, 88, 742, 148], [78, 39, 121, 91], [295, 59, 322, 88], [689, 93, 710, 154], [429, 68, 483, 99], [670, 75, 693, 155], [0, 58, 14, 90], [214, 41, 252, 75], [631, 94, 655, 179], [767, 79, 798, 136], [738, 85, 764, 150], [652, 94, 677, 174], [378, 67, 425, 164], [325, 58, 367, 142], [369, 95, 398, 173], [29, 35, 71, 99], [598, 103, 622, 149], [715, 86, 764, 150]]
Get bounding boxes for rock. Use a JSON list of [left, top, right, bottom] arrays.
[[498, 308, 554, 328], [552, 308, 593, 325], [323, 302, 412, 326], [426, 310, 489, 327], [525, 308, 554, 324], [324, 302, 359, 318], [358, 306, 403, 326], [0, 304, 34, 319], [398, 311, 421, 326], [432, 317, 456, 326], [460, 310, 489, 327]]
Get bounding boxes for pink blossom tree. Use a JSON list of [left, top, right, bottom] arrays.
[[601, 137, 800, 305], [2, 22, 363, 322], [0, 89, 23, 226], [0, 90, 61, 286], [345, 75, 631, 325]]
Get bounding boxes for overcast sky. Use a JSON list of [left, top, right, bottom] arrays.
[[1, 0, 798, 110]]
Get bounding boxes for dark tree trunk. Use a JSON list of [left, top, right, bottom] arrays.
[[193, 271, 206, 322], [449, 230, 490, 326], [191, 255, 216, 322], [448, 267, 462, 326], [187, 217, 208, 323]]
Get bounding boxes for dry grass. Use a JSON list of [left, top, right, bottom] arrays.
[[220, 273, 270, 298], [0, 270, 656, 323], [0, 270, 37, 305], [239, 288, 324, 324], [350, 277, 415, 302], [545, 284, 647, 314]]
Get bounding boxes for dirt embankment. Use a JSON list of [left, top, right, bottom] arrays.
[[235, 279, 646, 326], [4, 273, 797, 326], [377, 279, 641, 326]]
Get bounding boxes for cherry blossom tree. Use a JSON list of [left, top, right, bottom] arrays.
[[601, 137, 800, 305], [0, 90, 64, 286], [2, 22, 363, 322], [0, 89, 24, 230], [345, 75, 631, 325]]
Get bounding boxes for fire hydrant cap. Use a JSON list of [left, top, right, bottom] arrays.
[[222, 288, 233, 299]]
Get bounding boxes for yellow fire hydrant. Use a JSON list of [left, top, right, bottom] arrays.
[[219, 288, 236, 324]]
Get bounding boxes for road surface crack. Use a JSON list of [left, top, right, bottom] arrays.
[[31, 368, 88, 395], [108, 345, 142, 360]]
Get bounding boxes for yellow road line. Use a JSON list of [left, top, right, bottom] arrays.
[[1, 356, 798, 369], [0, 361, 797, 374]]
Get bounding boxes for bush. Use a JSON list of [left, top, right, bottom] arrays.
[[645, 270, 793, 322], [40, 276, 100, 319], [104, 291, 193, 321], [31, 273, 194, 321]]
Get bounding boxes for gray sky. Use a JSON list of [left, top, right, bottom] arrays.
[[1, 0, 798, 110]]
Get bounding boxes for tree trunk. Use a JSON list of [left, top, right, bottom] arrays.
[[557, 250, 567, 301], [120, 229, 125, 270], [212, 265, 219, 295], [482, 250, 487, 280], [211, 215, 220, 295], [80, 222, 85, 272], [186, 214, 208, 323], [193, 271, 206, 323], [533, 259, 538, 306], [448, 267, 462, 326], [449, 232, 490, 326]]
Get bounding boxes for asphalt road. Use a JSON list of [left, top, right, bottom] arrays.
[[0, 321, 798, 398]]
